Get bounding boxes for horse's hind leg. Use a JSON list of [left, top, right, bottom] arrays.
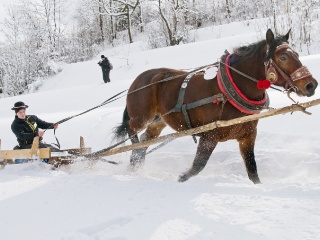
[[130, 118, 166, 170], [179, 135, 217, 182], [129, 134, 145, 169]]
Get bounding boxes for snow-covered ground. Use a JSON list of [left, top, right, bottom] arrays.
[[1, 22, 320, 240]]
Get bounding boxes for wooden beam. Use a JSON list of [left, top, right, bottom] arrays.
[[0, 136, 52, 160], [80, 136, 85, 149], [79, 136, 91, 153], [30, 136, 39, 157], [61, 147, 92, 154], [60, 136, 91, 154], [0, 148, 51, 159], [88, 98, 320, 158]]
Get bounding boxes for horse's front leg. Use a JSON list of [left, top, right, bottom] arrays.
[[178, 136, 218, 182], [238, 134, 261, 184]]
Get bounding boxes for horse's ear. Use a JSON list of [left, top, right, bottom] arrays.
[[284, 29, 291, 40], [266, 29, 274, 45]]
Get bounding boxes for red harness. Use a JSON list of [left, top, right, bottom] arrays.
[[217, 54, 269, 114]]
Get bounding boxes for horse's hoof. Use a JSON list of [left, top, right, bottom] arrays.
[[251, 176, 262, 184], [254, 179, 262, 184], [178, 174, 189, 182], [130, 150, 146, 171], [129, 160, 144, 171], [129, 163, 140, 172], [248, 173, 262, 184]]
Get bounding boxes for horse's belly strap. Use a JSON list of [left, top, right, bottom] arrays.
[[170, 72, 225, 143]]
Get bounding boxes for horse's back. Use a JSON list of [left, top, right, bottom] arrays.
[[128, 68, 185, 91], [127, 68, 186, 115]]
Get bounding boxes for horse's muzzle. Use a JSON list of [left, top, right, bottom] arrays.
[[305, 81, 318, 97], [294, 78, 318, 97]]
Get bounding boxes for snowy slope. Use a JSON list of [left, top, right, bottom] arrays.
[[1, 22, 320, 240]]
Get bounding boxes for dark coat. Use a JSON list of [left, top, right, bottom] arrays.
[[11, 115, 54, 146], [98, 58, 110, 70]]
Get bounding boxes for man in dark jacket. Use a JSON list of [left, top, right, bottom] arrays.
[[11, 101, 59, 151], [98, 54, 111, 83]]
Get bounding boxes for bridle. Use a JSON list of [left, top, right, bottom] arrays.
[[264, 43, 312, 93]]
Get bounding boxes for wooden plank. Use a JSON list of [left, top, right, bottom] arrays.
[[30, 136, 39, 156], [39, 148, 51, 158], [61, 147, 91, 154], [80, 136, 85, 149], [79, 136, 91, 154], [0, 148, 51, 159], [86, 98, 320, 158], [55, 136, 91, 154], [0, 136, 91, 163]]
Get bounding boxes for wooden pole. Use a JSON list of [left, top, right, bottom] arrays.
[[80, 136, 85, 153], [91, 98, 320, 158], [30, 136, 39, 157]]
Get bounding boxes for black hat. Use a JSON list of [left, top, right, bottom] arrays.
[[101, 55, 105, 58], [11, 101, 29, 111]]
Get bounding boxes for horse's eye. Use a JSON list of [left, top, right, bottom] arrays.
[[280, 56, 287, 61]]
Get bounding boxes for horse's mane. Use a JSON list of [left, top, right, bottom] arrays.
[[232, 35, 289, 62]]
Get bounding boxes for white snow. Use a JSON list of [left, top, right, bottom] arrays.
[[1, 22, 320, 240]]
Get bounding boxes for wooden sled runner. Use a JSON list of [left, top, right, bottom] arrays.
[[0, 136, 91, 168]]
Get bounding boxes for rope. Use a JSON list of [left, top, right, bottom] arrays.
[[67, 60, 283, 157], [49, 64, 212, 130], [47, 59, 285, 155], [48, 64, 212, 151], [47, 89, 127, 129], [43, 89, 127, 149], [82, 108, 177, 158], [86, 61, 286, 157]]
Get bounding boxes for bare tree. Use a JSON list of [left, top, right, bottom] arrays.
[[0, 0, 71, 96], [98, 0, 105, 42], [225, 0, 231, 19], [158, 0, 189, 46], [0, 0, 319, 97], [113, 0, 141, 43]]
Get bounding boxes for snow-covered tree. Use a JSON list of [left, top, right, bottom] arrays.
[[0, 0, 319, 96]]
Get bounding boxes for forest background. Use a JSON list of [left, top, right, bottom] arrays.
[[0, 0, 319, 97]]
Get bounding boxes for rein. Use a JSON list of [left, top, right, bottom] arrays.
[[47, 43, 311, 156], [46, 64, 213, 150], [44, 89, 127, 149]]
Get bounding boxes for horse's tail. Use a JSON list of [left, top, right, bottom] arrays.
[[112, 106, 130, 142]]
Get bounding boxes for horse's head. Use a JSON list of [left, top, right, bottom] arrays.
[[265, 29, 318, 97]]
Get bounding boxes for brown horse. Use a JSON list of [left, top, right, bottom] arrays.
[[114, 29, 318, 184]]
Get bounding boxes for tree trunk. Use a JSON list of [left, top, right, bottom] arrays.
[[99, 0, 104, 42], [158, 0, 175, 46], [109, 0, 115, 41], [225, 0, 231, 18], [138, 2, 143, 32], [126, 6, 133, 43], [272, 0, 277, 34], [53, 0, 57, 51]]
